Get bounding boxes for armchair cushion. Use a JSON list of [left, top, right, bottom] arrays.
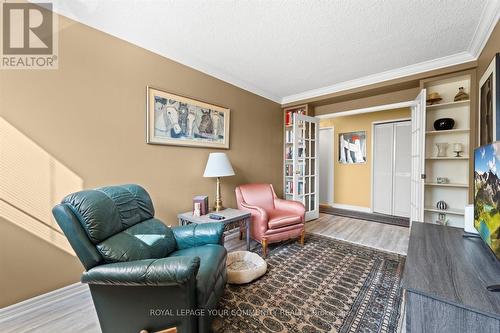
[[81, 256, 200, 286], [170, 244, 227, 308], [97, 218, 176, 263], [268, 209, 302, 229], [172, 223, 224, 250]]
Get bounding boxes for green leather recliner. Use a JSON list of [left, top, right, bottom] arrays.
[[52, 184, 227, 333]]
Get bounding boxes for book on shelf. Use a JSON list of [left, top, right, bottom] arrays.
[[285, 111, 293, 126], [296, 164, 304, 175], [297, 181, 304, 195], [284, 108, 306, 126]]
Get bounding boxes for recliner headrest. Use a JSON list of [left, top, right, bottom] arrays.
[[62, 184, 155, 244]]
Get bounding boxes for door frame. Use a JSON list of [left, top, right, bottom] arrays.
[[371, 118, 411, 216], [317, 100, 422, 224], [319, 126, 334, 206]]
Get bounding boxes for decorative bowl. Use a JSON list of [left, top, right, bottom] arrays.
[[433, 118, 455, 131]]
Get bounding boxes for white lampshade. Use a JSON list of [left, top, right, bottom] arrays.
[[203, 153, 235, 178]]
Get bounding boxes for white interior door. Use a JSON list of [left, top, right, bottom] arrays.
[[319, 128, 334, 205], [294, 113, 320, 220], [410, 89, 426, 224], [373, 123, 394, 215], [393, 121, 412, 218]]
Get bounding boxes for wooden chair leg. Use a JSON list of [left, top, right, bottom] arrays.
[[239, 230, 243, 240], [299, 228, 305, 246], [262, 238, 268, 258]]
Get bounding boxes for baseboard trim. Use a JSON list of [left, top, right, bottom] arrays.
[[320, 205, 409, 227], [329, 203, 372, 213]]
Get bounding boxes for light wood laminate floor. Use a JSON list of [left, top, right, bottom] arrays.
[[0, 213, 409, 333], [306, 213, 410, 255]]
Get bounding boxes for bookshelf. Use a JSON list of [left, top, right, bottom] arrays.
[[420, 73, 472, 227], [283, 104, 319, 221]]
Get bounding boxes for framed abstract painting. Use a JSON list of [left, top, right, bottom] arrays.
[[147, 86, 230, 149], [479, 53, 500, 146], [339, 131, 366, 164]]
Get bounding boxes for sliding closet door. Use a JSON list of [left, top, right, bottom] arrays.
[[373, 123, 394, 215], [393, 121, 411, 217]]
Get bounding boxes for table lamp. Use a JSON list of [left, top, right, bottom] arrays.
[[203, 152, 235, 211]]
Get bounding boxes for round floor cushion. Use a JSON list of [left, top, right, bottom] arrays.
[[226, 251, 267, 284]]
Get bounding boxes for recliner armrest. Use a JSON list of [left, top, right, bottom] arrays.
[[172, 222, 225, 250], [81, 256, 200, 286]]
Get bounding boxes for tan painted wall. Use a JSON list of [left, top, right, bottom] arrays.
[[315, 87, 420, 116], [0, 15, 282, 307], [320, 108, 411, 208]]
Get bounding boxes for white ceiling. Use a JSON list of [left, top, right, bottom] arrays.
[[39, 1, 500, 104]]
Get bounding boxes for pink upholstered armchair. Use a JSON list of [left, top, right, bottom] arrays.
[[235, 183, 305, 257]]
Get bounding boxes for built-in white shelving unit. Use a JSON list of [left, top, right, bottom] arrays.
[[421, 73, 472, 227]]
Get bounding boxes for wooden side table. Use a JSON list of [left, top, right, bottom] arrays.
[[177, 208, 252, 251]]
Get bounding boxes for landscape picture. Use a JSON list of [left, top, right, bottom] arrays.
[[474, 142, 500, 259], [147, 87, 230, 148], [339, 131, 366, 164]]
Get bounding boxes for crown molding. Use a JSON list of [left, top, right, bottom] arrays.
[[280, 52, 475, 104], [468, 0, 500, 58]]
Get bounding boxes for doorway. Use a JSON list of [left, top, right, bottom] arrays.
[[372, 120, 411, 218], [319, 127, 334, 205]]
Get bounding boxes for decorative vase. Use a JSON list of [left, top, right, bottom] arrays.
[[434, 118, 455, 131], [435, 143, 449, 157], [437, 200, 448, 210], [454, 87, 469, 101], [437, 213, 448, 226]]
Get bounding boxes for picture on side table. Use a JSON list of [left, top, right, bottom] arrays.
[[147, 86, 230, 148]]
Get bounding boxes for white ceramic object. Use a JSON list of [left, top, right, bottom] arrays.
[[226, 251, 267, 284]]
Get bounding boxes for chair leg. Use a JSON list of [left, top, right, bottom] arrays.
[[239, 230, 243, 240], [262, 238, 268, 258], [299, 228, 305, 246]]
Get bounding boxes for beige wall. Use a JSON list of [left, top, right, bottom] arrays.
[[0, 15, 282, 307], [315, 87, 420, 116], [320, 108, 411, 208]]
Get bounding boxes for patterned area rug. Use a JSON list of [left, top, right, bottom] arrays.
[[213, 234, 405, 333]]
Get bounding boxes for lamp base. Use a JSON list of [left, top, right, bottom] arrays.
[[213, 177, 225, 212], [213, 201, 225, 212]]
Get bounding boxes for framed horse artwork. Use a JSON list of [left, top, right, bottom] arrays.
[[147, 86, 230, 149]]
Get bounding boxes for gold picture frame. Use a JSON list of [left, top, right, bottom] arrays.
[[147, 86, 230, 149]]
